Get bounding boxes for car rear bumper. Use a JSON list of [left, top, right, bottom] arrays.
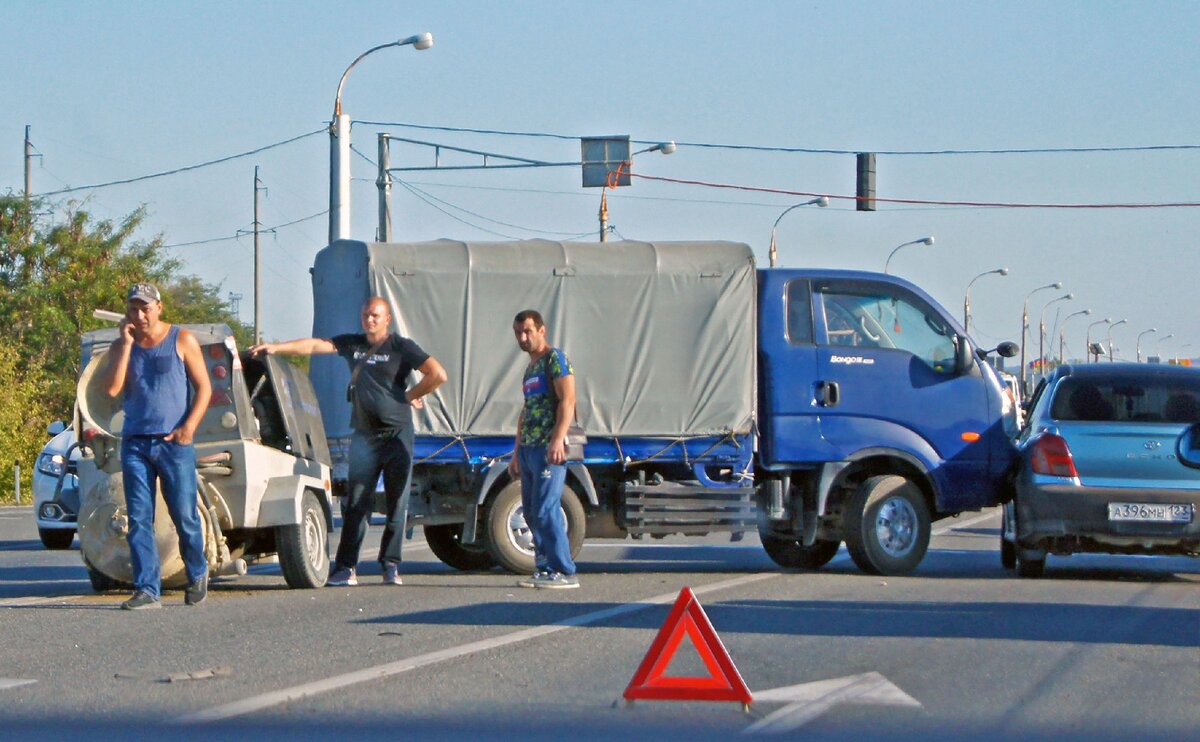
[[1016, 482, 1200, 555]]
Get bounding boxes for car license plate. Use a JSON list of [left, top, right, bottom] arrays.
[[1107, 503, 1194, 523]]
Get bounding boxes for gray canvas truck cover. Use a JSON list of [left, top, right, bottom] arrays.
[[309, 239, 756, 441]]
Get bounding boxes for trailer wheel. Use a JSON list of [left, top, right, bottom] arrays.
[[38, 527, 75, 550], [277, 490, 329, 589], [424, 523, 496, 571], [760, 534, 841, 570], [844, 474, 931, 576], [1016, 548, 1046, 578], [485, 479, 585, 575], [84, 558, 128, 593]]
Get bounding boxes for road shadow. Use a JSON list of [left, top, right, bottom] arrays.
[[354, 595, 1199, 648]]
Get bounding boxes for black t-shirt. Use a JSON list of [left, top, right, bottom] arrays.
[[332, 333, 430, 433]]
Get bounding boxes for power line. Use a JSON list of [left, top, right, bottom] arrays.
[[355, 120, 1200, 156], [397, 179, 591, 237], [39, 129, 325, 197], [630, 173, 1200, 209], [396, 180, 521, 239], [161, 209, 328, 249]]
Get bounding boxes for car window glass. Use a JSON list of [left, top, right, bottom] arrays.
[[1050, 376, 1200, 423], [785, 280, 813, 345], [820, 289, 956, 373]]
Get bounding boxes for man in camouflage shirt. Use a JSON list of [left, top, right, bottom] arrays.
[[508, 309, 579, 589]]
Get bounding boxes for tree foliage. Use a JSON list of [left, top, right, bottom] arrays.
[[0, 194, 251, 485]]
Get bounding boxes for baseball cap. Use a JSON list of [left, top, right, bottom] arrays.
[[127, 283, 162, 304]]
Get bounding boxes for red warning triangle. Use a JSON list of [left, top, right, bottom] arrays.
[[623, 587, 752, 704]]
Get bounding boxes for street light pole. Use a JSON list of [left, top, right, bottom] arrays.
[[598, 141, 676, 242], [1020, 282, 1063, 392], [767, 197, 828, 268], [1106, 318, 1128, 362], [963, 267, 1008, 332], [1085, 317, 1110, 362], [1154, 333, 1174, 363], [329, 33, 433, 244], [1136, 328, 1158, 363], [1058, 308, 1091, 363], [883, 236, 935, 274], [1038, 293, 1073, 379]]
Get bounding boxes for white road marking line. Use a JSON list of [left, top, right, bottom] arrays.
[[0, 594, 89, 608], [746, 672, 921, 734], [0, 678, 37, 690], [932, 510, 996, 536], [176, 572, 778, 724]]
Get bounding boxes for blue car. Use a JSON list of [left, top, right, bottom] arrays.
[[1002, 363, 1200, 577]]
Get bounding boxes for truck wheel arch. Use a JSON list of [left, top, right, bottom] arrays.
[[826, 449, 939, 520], [475, 459, 598, 508]]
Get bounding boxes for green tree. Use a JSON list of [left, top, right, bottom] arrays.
[[0, 339, 51, 504]]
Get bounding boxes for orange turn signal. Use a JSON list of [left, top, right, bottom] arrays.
[[961, 431, 981, 442]]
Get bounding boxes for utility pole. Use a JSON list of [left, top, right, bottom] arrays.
[[377, 134, 392, 242], [253, 166, 264, 344], [24, 125, 32, 204], [598, 191, 609, 242]]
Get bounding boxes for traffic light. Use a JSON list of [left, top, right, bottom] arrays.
[[856, 153, 876, 212]]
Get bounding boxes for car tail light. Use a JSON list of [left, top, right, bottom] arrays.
[[1030, 433, 1079, 478]]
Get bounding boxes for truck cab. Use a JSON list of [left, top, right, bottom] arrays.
[[756, 269, 1018, 574]]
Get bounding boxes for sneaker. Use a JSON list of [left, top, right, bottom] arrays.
[[517, 569, 553, 588], [184, 574, 208, 606], [121, 591, 161, 610], [327, 565, 358, 586], [532, 572, 580, 590], [382, 563, 403, 586]]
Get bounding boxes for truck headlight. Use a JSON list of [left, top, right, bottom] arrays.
[[37, 453, 66, 478]]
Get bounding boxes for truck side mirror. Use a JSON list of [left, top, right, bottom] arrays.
[[47, 420, 66, 437], [995, 341, 1019, 358], [956, 336, 974, 374]]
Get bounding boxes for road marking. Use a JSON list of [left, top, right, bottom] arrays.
[[0, 678, 37, 691], [746, 672, 921, 734], [177, 572, 778, 724], [932, 510, 996, 536], [0, 594, 89, 608]]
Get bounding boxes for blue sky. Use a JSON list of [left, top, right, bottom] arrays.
[[2, 1, 1197, 362]]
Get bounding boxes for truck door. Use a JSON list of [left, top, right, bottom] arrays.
[[812, 278, 991, 511], [758, 275, 840, 465]]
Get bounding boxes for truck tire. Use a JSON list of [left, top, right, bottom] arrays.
[[760, 534, 841, 570], [424, 523, 496, 571], [277, 490, 329, 589], [485, 479, 585, 575], [38, 527, 75, 550], [844, 474, 931, 576]]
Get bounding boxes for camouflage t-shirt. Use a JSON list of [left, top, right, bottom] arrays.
[[519, 348, 574, 447]]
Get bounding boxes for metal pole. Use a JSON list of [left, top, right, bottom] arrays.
[[329, 113, 351, 242], [253, 166, 262, 344], [13, 463, 20, 505], [599, 190, 608, 242], [377, 134, 392, 242], [1020, 304, 1029, 392], [24, 125, 32, 205]]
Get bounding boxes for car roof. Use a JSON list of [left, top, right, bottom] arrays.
[[1054, 362, 1200, 381]]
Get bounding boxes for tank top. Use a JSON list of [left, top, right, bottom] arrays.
[[123, 325, 190, 436]]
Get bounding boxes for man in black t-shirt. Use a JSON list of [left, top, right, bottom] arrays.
[[249, 297, 447, 586]]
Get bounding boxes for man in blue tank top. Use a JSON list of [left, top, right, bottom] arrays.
[[102, 283, 213, 610], [249, 297, 447, 587]]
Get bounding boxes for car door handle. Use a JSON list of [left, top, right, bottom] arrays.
[[817, 380, 840, 407]]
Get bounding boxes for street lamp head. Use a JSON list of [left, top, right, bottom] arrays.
[[1081, 308, 1092, 315], [814, 196, 829, 207], [403, 32, 434, 50], [1064, 293, 1074, 300], [920, 236, 935, 246], [998, 268, 1009, 276], [657, 141, 677, 155], [1052, 281, 1063, 289]]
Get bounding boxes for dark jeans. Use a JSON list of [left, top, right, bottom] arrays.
[[121, 436, 207, 598], [336, 427, 414, 569]]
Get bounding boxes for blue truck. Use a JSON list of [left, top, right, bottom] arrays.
[[309, 239, 1019, 576]]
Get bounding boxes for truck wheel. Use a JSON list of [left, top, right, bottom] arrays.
[[38, 527, 75, 550], [424, 523, 496, 571], [1000, 504, 1016, 570], [760, 534, 841, 570], [485, 479, 585, 575], [277, 490, 329, 589], [844, 474, 931, 576]]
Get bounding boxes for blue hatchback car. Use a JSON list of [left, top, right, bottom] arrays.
[[1002, 363, 1200, 577]]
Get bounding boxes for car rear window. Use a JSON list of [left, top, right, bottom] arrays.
[[1050, 376, 1200, 423]]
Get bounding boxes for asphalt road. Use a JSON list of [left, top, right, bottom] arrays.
[[1, 505, 1197, 741]]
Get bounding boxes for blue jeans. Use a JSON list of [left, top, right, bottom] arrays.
[[518, 446, 575, 575], [121, 436, 207, 599], [337, 428, 414, 569]]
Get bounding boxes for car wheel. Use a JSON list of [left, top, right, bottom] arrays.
[[485, 479, 585, 575], [760, 533, 841, 570], [1016, 550, 1046, 578], [424, 523, 496, 571], [277, 490, 329, 589], [844, 474, 931, 576], [38, 527, 75, 550], [1000, 504, 1016, 570]]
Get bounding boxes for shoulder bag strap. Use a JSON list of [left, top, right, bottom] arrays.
[[349, 335, 392, 389]]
